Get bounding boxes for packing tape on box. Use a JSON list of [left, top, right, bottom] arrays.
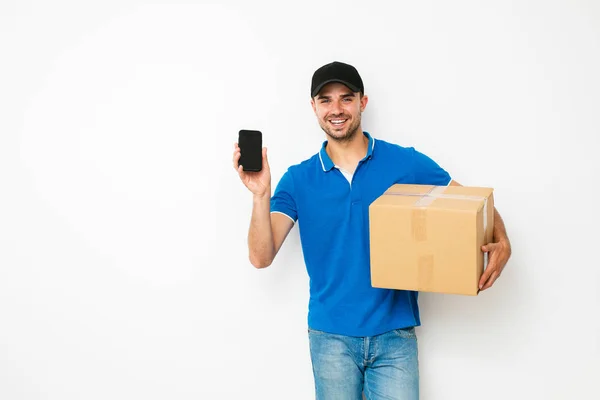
[[384, 186, 489, 241]]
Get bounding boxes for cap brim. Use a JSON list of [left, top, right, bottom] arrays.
[[311, 79, 361, 98]]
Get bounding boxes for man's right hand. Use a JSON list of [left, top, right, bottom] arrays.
[[234, 143, 294, 268], [233, 143, 271, 198]]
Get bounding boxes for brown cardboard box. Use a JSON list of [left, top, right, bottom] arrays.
[[369, 184, 494, 296]]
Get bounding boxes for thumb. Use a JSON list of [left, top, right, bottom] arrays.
[[262, 147, 270, 167], [482, 243, 498, 252]]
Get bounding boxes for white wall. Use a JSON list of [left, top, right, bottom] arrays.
[[1, 1, 598, 399]]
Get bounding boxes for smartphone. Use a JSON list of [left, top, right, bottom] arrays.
[[238, 129, 263, 172]]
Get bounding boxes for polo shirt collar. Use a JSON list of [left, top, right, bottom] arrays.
[[318, 131, 375, 172]]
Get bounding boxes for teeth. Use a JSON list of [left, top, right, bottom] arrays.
[[331, 119, 346, 124]]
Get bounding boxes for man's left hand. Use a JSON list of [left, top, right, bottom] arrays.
[[479, 240, 511, 291]]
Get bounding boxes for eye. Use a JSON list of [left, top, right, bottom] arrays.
[[320, 99, 330, 103]]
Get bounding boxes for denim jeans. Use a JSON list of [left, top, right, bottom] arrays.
[[308, 327, 419, 400]]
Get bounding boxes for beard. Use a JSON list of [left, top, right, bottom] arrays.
[[319, 112, 362, 143]]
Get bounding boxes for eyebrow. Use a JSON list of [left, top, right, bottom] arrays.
[[317, 92, 356, 100]]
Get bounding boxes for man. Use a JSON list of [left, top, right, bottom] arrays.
[[232, 61, 511, 399]]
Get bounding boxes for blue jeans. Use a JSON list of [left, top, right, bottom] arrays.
[[308, 327, 419, 400]]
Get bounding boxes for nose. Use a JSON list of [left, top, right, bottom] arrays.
[[331, 99, 343, 115]]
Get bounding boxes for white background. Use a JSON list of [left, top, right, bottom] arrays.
[[1, 1, 599, 399]]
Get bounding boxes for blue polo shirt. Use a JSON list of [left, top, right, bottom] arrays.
[[270, 132, 451, 337]]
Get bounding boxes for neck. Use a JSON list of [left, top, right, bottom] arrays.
[[325, 130, 369, 173]]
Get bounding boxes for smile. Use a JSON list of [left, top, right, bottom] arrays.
[[329, 119, 348, 126]]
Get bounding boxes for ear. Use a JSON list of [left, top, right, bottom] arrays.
[[360, 94, 369, 112], [311, 98, 317, 114]]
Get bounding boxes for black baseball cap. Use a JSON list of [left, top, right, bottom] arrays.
[[310, 61, 364, 98]]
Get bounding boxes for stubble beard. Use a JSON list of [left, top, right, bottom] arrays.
[[320, 112, 362, 144]]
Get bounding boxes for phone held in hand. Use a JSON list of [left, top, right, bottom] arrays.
[[238, 129, 262, 172]]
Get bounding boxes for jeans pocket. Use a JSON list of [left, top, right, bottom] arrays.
[[393, 327, 417, 340]]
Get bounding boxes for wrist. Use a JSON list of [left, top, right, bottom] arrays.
[[253, 189, 271, 203]]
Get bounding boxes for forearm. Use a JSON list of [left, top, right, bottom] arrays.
[[248, 192, 275, 268], [493, 207, 510, 245]]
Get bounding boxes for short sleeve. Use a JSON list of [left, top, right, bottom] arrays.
[[412, 148, 452, 185], [270, 169, 298, 223]]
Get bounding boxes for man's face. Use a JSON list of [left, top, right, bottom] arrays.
[[311, 82, 368, 143]]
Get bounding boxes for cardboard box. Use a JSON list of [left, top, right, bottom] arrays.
[[369, 184, 494, 296]]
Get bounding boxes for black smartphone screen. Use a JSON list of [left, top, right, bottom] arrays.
[[238, 130, 262, 172]]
